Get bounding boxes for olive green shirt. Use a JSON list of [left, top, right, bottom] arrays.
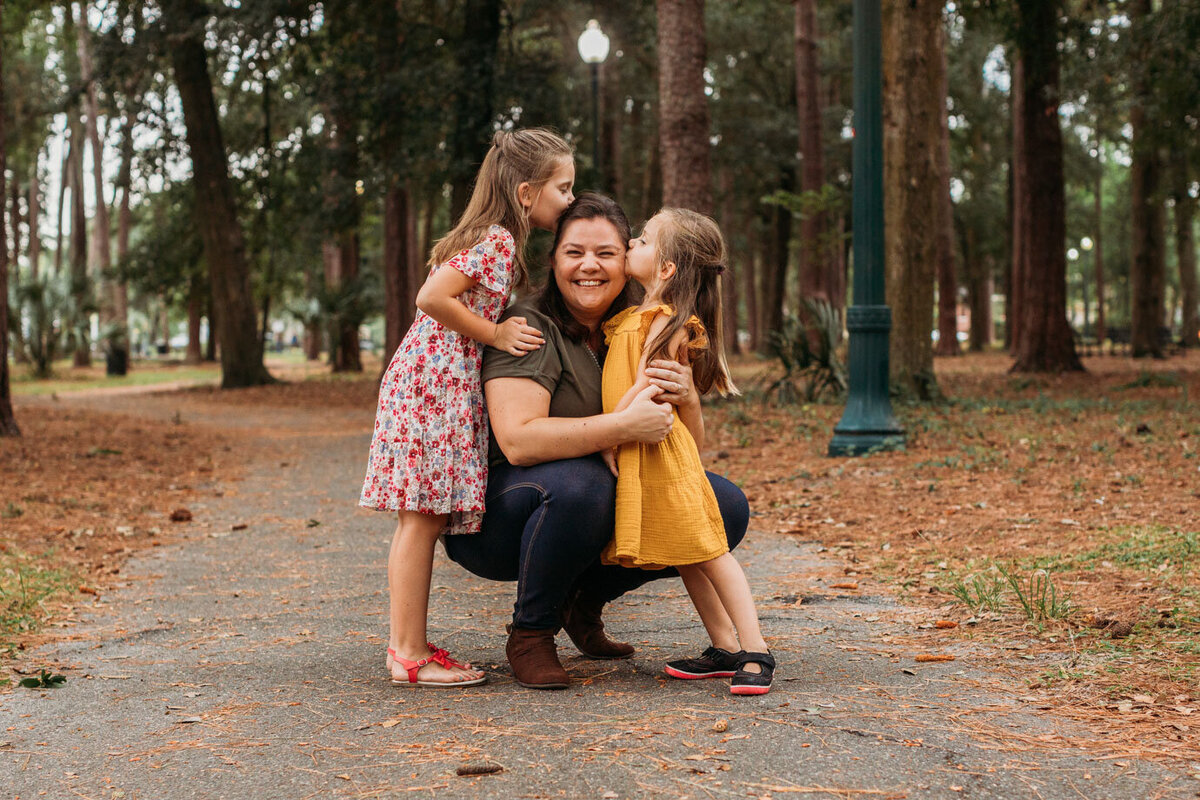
[[481, 300, 605, 466]]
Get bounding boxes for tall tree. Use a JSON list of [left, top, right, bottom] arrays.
[[1173, 155, 1198, 348], [0, 3, 20, 437], [161, 0, 272, 387], [448, 0, 500, 220], [882, 0, 942, 399], [1009, 0, 1081, 373], [933, 24, 958, 357], [75, 1, 126, 373], [657, 0, 712, 213], [1128, 0, 1165, 358], [794, 0, 838, 310]]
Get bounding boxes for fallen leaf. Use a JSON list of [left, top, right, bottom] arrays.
[[830, 582, 859, 590], [935, 620, 958, 629], [456, 763, 503, 776], [915, 654, 955, 663], [169, 508, 193, 522]]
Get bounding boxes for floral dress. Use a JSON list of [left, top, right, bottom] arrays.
[[359, 225, 515, 535]]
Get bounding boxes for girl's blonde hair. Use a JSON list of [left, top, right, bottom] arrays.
[[644, 208, 739, 396], [430, 128, 573, 289]]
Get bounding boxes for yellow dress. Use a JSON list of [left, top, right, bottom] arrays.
[[600, 304, 730, 570]]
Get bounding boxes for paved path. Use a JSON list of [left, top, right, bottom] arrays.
[[3, 391, 1196, 799]]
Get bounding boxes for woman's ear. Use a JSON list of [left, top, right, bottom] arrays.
[[517, 181, 534, 210]]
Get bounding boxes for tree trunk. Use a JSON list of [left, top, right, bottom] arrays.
[[54, 130, 68, 276], [741, 206, 760, 351], [657, 0, 712, 213], [794, 0, 835, 310], [1093, 169, 1106, 344], [882, 0, 941, 398], [934, 27, 958, 357], [383, 182, 417, 365], [718, 169, 740, 355], [602, 60, 623, 200], [1010, 0, 1081, 373], [69, 111, 91, 368], [1173, 155, 1198, 348], [449, 0, 500, 220], [1007, 59, 1023, 353], [28, 158, 40, 281], [185, 281, 203, 364], [76, 2, 117, 339], [163, 0, 271, 387], [1129, 0, 1165, 359], [0, 6, 21, 436]]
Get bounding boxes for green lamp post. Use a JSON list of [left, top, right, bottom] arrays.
[[829, 0, 905, 456]]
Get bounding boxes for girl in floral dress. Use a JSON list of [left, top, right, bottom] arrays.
[[360, 129, 575, 687]]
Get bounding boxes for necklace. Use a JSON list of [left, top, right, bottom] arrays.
[[583, 343, 602, 373]]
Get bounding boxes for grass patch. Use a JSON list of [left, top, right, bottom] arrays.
[[0, 549, 78, 646], [1031, 525, 1200, 574], [12, 363, 219, 396], [948, 562, 1074, 629]]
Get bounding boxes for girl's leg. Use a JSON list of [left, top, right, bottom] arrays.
[[386, 510, 483, 683], [691, 553, 769, 672], [677, 565, 739, 652]]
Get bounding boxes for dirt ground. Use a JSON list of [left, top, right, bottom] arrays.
[[3, 351, 1199, 766]]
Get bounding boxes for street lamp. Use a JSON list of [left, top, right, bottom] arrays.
[[829, 0, 904, 457], [577, 19, 610, 188]]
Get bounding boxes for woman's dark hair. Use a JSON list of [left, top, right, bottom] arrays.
[[537, 192, 638, 344]]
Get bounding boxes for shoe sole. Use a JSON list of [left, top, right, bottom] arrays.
[[664, 665, 737, 680], [515, 679, 569, 690], [391, 675, 488, 688], [578, 649, 635, 660], [730, 684, 771, 696]]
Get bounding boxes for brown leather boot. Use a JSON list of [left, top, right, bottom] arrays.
[[562, 591, 635, 660], [505, 627, 569, 689]]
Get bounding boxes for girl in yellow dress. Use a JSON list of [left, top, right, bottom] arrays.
[[601, 208, 774, 695]]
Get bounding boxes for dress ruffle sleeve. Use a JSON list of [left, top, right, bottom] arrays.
[[603, 306, 638, 346], [444, 225, 514, 295]]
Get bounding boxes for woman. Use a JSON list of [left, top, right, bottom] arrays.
[[442, 194, 749, 689]]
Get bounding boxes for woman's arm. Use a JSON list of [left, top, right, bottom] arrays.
[[486, 378, 673, 466], [416, 266, 544, 355]]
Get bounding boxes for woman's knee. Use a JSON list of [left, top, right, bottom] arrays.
[[707, 471, 750, 550]]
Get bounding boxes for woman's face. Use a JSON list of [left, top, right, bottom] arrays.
[[551, 217, 628, 326]]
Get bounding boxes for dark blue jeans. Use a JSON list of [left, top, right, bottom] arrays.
[[442, 455, 750, 630]]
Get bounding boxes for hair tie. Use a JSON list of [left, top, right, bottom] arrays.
[[712, 263, 726, 275]]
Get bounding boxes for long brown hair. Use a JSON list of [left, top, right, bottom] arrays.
[[429, 128, 572, 288], [643, 208, 738, 396], [538, 193, 638, 344]]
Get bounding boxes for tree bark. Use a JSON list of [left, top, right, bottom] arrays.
[[449, 0, 500, 220], [882, 0, 941, 398], [657, 0, 712, 213], [54, 130, 68, 275], [1173, 155, 1198, 348], [28, 158, 41, 281], [1007, 58, 1024, 353], [0, 3, 20, 435], [934, 27, 958, 357], [718, 169, 740, 355], [69, 110, 91, 368], [185, 280, 203, 364], [76, 1, 118, 339], [163, 0, 271, 387], [383, 182, 417, 365], [1129, 0, 1165, 359], [741, 206, 760, 352], [794, 0, 836, 310], [1009, 0, 1082, 373], [1093, 169, 1106, 344]]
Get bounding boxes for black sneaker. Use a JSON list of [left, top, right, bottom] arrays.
[[664, 646, 743, 680]]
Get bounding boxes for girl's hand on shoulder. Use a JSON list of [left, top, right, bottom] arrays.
[[492, 316, 545, 356], [646, 359, 698, 408]]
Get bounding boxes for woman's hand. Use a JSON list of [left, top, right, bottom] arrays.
[[491, 316, 545, 356], [620, 384, 674, 443], [646, 359, 698, 408]]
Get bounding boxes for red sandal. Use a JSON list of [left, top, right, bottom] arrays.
[[386, 643, 487, 687]]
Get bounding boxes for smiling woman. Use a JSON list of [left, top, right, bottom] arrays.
[[440, 193, 750, 690]]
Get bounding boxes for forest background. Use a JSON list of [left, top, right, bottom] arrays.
[[0, 0, 1197, 425]]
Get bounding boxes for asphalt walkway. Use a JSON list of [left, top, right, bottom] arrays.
[[3, 390, 1196, 799]]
